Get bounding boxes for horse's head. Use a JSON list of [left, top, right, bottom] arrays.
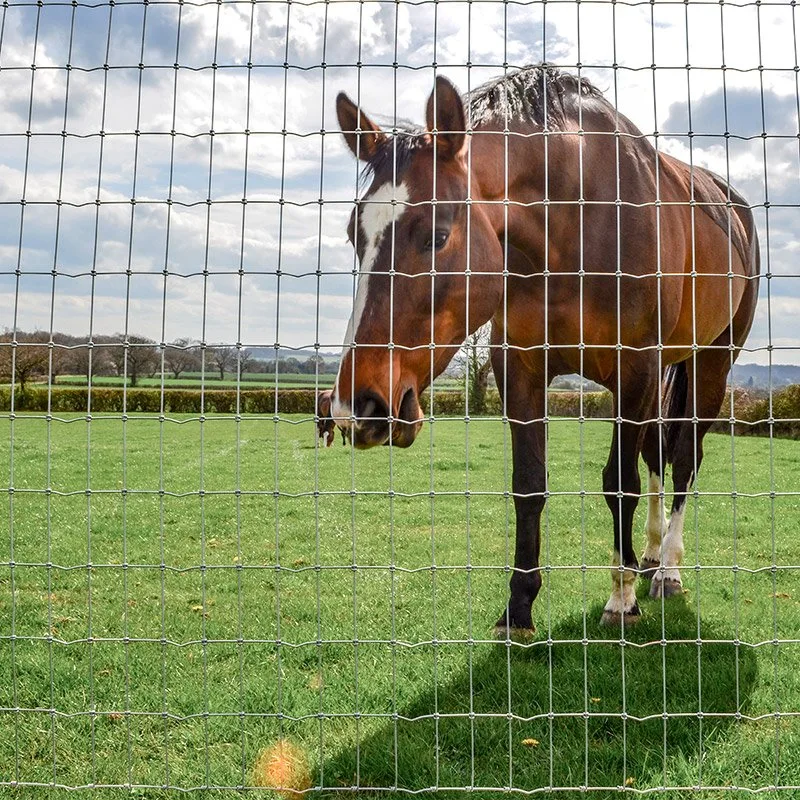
[[332, 77, 504, 449]]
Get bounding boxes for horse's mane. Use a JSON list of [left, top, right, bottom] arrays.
[[468, 64, 606, 129], [354, 65, 752, 274], [360, 65, 607, 185]]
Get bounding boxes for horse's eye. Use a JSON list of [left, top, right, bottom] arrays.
[[425, 230, 449, 251]]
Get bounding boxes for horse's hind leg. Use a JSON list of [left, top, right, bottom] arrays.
[[600, 372, 659, 626], [651, 250, 758, 599], [640, 422, 669, 580], [651, 351, 731, 599]]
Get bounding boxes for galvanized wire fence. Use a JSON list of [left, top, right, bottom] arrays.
[[1, 0, 799, 795]]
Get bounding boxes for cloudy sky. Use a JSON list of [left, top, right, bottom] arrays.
[[1, 0, 798, 365]]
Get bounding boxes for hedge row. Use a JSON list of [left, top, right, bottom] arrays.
[[421, 388, 614, 418], [0, 387, 315, 414], [712, 385, 800, 440], [1, 385, 798, 439], [0, 386, 615, 418]]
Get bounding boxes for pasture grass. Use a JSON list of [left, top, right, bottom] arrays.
[[0, 413, 798, 798]]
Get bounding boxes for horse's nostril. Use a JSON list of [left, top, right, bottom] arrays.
[[398, 387, 417, 421], [393, 386, 423, 448], [353, 390, 389, 422], [351, 390, 392, 448]]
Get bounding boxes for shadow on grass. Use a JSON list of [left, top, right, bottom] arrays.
[[318, 596, 757, 797]]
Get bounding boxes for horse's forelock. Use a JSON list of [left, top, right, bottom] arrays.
[[358, 126, 426, 190]]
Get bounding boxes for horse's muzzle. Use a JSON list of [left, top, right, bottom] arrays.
[[347, 387, 423, 450]]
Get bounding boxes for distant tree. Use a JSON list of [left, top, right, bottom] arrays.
[[452, 325, 493, 414], [67, 338, 111, 380], [209, 345, 247, 380], [0, 329, 50, 392], [238, 348, 254, 375], [303, 355, 326, 375], [281, 357, 302, 374], [164, 338, 200, 379], [48, 332, 76, 381], [107, 334, 159, 387]]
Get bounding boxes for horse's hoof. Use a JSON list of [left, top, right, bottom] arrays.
[[493, 624, 536, 642], [599, 603, 641, 627], [639, 558, 659, 581], [494, 610, 535, 641], [650, 577, 683, 599]]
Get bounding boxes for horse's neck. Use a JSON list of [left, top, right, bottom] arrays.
[[468, 125, 573, 250]]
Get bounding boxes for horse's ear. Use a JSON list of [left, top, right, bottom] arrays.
[[425, 76, 466, 160], [336, 92, 385, 162]]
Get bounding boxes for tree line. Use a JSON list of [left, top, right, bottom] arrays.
[[2, 327, 612, 405], [0, 330, 339, 390], [2, 327, 599, 406]]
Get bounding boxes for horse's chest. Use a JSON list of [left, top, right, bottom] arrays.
[[506, 274, 653, 345]]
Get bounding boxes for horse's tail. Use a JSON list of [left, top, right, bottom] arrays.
[[663, 361, 688, 465]]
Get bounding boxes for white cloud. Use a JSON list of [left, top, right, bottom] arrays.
[[0, 0, 798, 365]]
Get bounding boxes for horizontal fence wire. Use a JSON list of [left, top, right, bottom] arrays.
[[1, 0, 799, 795]]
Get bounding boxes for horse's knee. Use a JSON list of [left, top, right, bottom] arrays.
[[512, 479, 547, 528], [601, 460, 615, 492], [517, 492, 546, 515]]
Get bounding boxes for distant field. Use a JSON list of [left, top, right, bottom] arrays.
[[50, 373, 464, 391], [53, 373, 336, 390], [0, 414, 798, 797]]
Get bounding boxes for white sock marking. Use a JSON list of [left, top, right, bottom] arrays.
[[604, 550, 638, 616], [655, 470, 692, 586], [657, 501, 686, 586], [643, 471, 668, 565]]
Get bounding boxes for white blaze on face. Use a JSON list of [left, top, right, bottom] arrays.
[[333, 180, 410, 422], [350, 179, 410, 339]]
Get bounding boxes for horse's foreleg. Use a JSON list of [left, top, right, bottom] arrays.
[[652, 419, 697, 599], [495, 414, 546, 636], [493, 372, 546, 637]]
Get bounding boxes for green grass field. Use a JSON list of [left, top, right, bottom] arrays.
[[0, 414, 798, 798]]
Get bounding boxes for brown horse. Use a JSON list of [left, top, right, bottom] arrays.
[[317, 389, 348, 447], [316, 389, 336, 447], [331, 65, 760, 634]]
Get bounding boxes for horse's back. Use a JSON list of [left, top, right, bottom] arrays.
[[652, 153, 760, 358]]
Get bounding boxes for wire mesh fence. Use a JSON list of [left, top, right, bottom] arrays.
[[1, 0, 799, 795]]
